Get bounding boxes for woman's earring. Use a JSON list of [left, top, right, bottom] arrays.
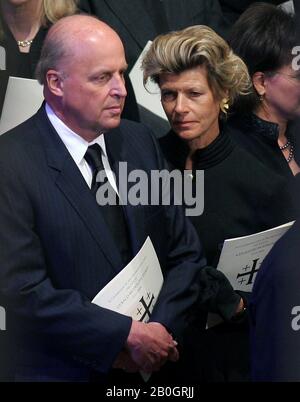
[[220, 98, 229, 114], [259, 93, 265, 102]]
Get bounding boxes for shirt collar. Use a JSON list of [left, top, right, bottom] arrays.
[[45, 103, 107, 165]]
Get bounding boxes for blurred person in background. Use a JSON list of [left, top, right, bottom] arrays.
[[0, 0, 78, 78], [228, 3, 300, 181]]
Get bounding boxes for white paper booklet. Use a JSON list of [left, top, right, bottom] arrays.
[[92, 236, 163, 322], [0, 76, 44, 135], [129, 41, 168, 121], [279, 1, 294, 14], [217, 221, 295, 292], [92, 236, 163, 381]]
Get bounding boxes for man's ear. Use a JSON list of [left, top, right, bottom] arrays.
[[46, 70, 64, 97], [252, 71, 266, 97]]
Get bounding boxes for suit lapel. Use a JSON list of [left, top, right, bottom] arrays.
[[34, 107, 124, 272], [104, 0, 158, 49]]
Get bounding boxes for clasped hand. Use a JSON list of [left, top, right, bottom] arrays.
[[113, 321, 179, 373]]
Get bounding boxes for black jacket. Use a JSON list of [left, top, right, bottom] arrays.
[[159, 129, 295, 266], [228, 113, 300, 179], [250, 216, 300, 381], [158, 128, 295, 382], [0, 20, 47, 79], [228, 113, 300, 212]]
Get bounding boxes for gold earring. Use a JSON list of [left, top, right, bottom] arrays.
[[259, 93, 264, 101], [220, 98, 229, 114]]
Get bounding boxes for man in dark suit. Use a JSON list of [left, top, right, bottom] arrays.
[[79, 0, 283, 71], [0, 14, 208, 382], [294, 0, 300, 37], [219, 0, 283, 30], [79, 0, 226, 70]]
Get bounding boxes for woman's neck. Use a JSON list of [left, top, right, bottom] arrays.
[[185, 127, 220, 169], [1, 0, 43, 45], [255, 104, 300, 176], [187, 128, 220, 153], [255, 105, 288, 143]]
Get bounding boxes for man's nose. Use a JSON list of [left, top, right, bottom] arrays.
[[111, 74, 127, 98]]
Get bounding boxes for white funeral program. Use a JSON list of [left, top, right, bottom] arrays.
[[0, 76, 44, 135], [92, 236, 163, 381], [92, 237, 163, 319], [129, 41, 168, 121], [207, 221, 295, 328], [217, 221, 295, 292]]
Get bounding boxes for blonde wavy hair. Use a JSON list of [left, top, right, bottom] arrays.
[[142, 25, 251, 107], [0, 0, 78, 40], [42, 0, 79, 24]]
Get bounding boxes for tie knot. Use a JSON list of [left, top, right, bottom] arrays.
[[84, 143, 104, 172]]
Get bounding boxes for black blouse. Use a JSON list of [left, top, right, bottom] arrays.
[[159, 130, 295, 266], [0, 18, 48, 79], [228, 113, 300, 179]]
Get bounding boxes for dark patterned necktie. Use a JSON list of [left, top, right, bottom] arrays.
[[84, 143, 131, 265]]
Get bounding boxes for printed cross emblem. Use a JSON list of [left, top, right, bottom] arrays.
[[237, 258, 260, 286], [136, 293, 155, 321]]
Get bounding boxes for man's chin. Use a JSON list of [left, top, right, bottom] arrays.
[[102, 117, 122, 130]]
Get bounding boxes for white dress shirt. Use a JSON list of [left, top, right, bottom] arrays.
[[45, 103, 118, 193]]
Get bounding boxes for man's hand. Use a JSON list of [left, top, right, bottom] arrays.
[[125, 321, 179, 373], [235, 297, 245, 314], [113, 350, 139, 373]]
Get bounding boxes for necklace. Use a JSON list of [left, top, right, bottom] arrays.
[[279, 140, 294, 163], [17, 39, 33, 47], [279, 140, 290, 150]]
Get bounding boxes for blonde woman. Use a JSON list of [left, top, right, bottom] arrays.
[[142, 24, 294, 265], [142, 25, 295, 382], [0, 0, 78, 78]]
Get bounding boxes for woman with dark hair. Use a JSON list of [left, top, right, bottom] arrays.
[[142, 24, 295, 382], [228, 2, 300, 180]]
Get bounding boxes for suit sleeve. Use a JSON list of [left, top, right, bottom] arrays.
[[250, 221, 300, 381], [0, 159, 131, 374]]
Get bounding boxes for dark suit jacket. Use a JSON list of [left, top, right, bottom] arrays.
[[79, 0, 283, 69], [0, 105, 205, 382], [250, 217, 300, 381], [294, 0, 300, 40], [295, 0, 300, 16], [219, 0, 282, 33]]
